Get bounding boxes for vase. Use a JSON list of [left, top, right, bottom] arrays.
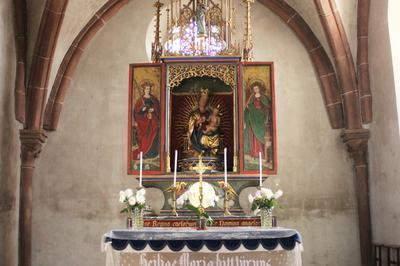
[[197, 217, 207, 230], [126, 216, 133, 228], [133, 208, 144, 229], [260, 209, 273, 228]]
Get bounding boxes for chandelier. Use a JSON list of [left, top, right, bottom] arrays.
[[151, 0, 255, 60]]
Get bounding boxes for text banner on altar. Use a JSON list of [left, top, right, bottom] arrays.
[[117, 250, 301, 266], [144, 217, 261, 227]]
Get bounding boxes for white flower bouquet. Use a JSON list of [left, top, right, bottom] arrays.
[[248, 187, 283, 214], [119, 188, 146, 215], [176, 182, 219, 221]]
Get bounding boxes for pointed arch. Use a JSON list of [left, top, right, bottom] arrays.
[[44, 0, 344, 131]]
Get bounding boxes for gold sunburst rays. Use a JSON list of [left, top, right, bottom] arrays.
[[171, 94, 233, 151]]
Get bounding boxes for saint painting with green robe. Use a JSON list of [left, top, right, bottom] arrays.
[[244, 81, 271, 159]]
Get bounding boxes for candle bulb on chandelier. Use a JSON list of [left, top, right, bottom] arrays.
[[173, 150, 178, 187], [259, 151, 262, 187], [139, 151, 143, 187]]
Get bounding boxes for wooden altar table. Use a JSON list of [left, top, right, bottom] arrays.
[[102, 227, 303, 266]]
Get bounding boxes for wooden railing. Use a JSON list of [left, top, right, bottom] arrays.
[[374, 244, 400, 266]]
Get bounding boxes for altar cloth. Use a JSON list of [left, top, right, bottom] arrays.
[[103, 227, 301, 252], [102, 227, 303, 266]]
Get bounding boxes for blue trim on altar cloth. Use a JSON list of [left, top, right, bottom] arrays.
[[103, 228, 302, 252]]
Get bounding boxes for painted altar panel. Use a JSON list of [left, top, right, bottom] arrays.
[[239, 63, 277, 174], [128, 64, 165, 175]]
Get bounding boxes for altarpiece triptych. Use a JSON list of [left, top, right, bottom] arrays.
[[128, 58, 276, 184]]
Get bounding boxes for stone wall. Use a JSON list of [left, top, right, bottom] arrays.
[[369, 0, 400, 245], [0, 0, 19, 265], [30, 1, 361, 265]]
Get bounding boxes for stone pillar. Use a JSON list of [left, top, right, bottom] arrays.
[[342, 129, 372, 266], [18, 130, 47, 266]]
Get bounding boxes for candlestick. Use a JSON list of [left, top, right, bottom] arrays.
[[172, 186, 178, 216], [139, 151, 143, 187], [219, 181, 237, 216], [223, 187, 232, 216], [259, 151, 262, 187], [198, 156, 204, 214], [224, 148, 228, 185], [173, 150, 178, 187]]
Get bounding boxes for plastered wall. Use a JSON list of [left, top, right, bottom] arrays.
[[30, 1, 361, 265], [0, 0, 19, 265], [369, 0, 400, 245]]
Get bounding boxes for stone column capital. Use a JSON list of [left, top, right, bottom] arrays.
[[20, 129, 47, 158], [341, 128, 370, 167]]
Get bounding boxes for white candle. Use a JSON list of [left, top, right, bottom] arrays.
[[139, 151, 143, 187], [259, 152, 262, 187], [224, 147, 228, 185], [173, 150, 178, 187]]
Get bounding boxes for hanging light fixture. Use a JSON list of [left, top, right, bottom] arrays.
[[152, 0, 246, 58]]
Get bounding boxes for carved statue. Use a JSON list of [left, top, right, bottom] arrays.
[[187, 88, 221, 156], [195, 2, 207, 37]]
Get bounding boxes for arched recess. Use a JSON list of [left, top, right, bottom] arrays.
[[44, 0, 344, 131]]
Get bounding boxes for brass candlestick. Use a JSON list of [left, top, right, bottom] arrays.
[[172, 186, 179, 216], [219, 181, 237, 216], [165, 182, 187, 216], [223, 186, 231, 216], [165, 185, 179, 216]]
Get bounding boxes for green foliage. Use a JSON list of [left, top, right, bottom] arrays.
[[186, 204, 214, 225], [120, 202, 146, 214], [251, 197, 280, 211]]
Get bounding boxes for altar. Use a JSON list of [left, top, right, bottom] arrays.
[[102, 227, 303, 266]]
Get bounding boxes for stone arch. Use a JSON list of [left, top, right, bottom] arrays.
[[43, 0, 344, 131]]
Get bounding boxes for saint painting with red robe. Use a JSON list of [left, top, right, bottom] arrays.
[[132, 80, 160, 160]]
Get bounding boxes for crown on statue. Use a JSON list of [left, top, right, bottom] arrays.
[[199, 88, 209, 97]]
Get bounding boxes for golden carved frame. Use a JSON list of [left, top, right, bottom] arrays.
[[167, 63, 237, 89], [166, 61, 238, 174]]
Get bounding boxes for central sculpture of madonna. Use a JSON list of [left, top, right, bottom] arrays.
[[187, 88, 221, 157], [177, 87, 224, 173]]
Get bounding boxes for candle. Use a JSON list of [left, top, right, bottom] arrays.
[[139, 151, 143, 187], [173, 150, 178, 187], [224, 148, 228, 185], [259, 152, 262, 187]]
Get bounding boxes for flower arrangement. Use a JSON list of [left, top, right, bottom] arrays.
[[119, 188, 146, 214], [248, 187, 283, 214], [176, 182, 219, 223]]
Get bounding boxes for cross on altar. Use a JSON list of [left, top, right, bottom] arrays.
[[191, 155, 209, 214], [191, 155, 208, 175]]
